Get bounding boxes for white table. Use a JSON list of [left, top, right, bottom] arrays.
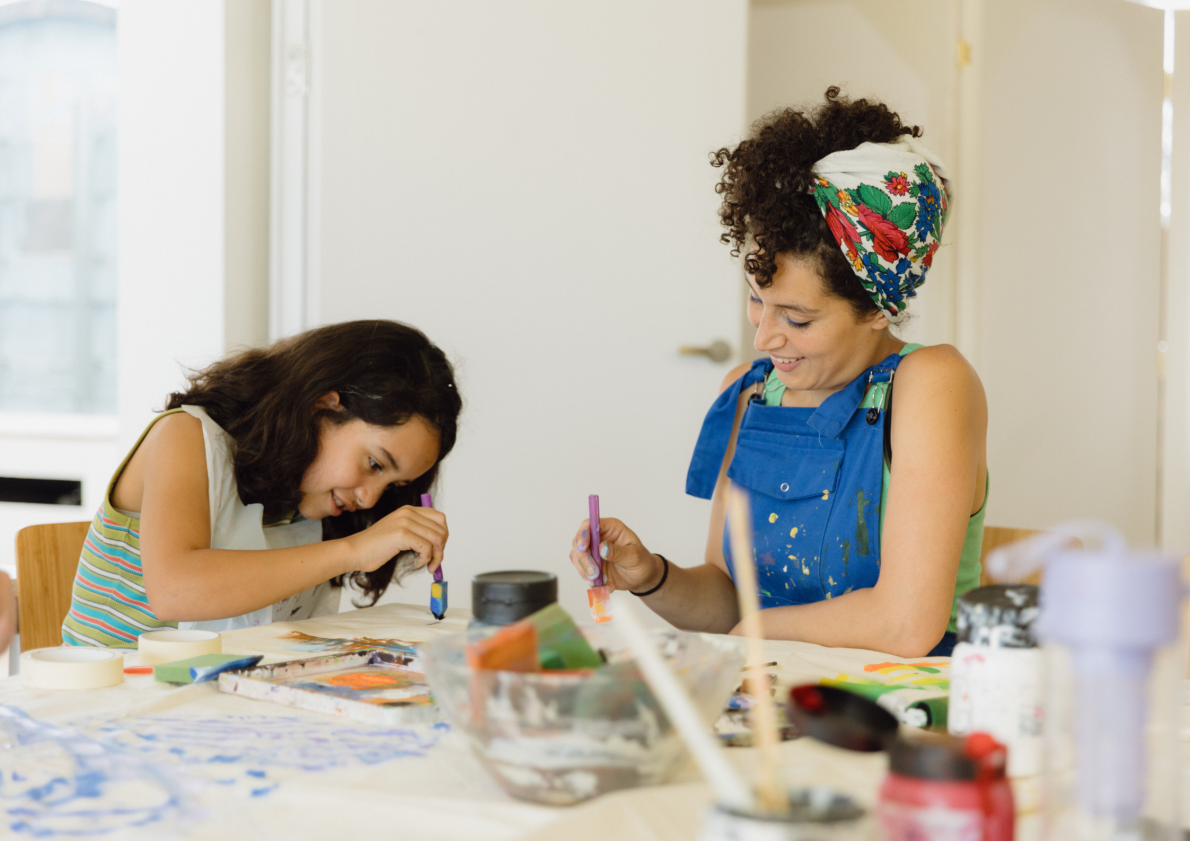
[[0, 602, 1038, 840]]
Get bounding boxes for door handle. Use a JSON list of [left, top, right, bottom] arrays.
[[679, 340, 732, 364]]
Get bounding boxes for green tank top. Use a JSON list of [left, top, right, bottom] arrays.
[[763, 343, 987, 633]]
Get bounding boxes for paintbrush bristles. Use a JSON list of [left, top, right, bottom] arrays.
[[725, 484, 787, 815]]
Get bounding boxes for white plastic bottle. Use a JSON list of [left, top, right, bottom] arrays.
[[948, 583, 1044, 779]]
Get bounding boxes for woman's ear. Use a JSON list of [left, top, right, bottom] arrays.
[[867, 311, 891, 332], [311, 391, 342, 414]]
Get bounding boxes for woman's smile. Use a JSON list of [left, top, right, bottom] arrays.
[[770, 354, 804, 373]]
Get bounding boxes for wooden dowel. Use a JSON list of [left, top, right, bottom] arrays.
[[726, 483, 787, 814]]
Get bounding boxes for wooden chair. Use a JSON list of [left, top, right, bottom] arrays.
[[15, 521, 89, 651], [979, 525, 1043, 587]]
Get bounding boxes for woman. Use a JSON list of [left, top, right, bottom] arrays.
[[62, 320, 460, 646], [570, 88, 987, 658]]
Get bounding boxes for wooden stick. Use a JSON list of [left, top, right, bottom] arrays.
[[614, 595, 755, 812], [725, 482, 787, 814]]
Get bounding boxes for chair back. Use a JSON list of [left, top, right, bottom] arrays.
[[15, 521, 89, 651], [979, 525, 1043, 587]]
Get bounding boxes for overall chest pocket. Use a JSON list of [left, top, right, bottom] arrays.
[[726, 430, 844, 502]]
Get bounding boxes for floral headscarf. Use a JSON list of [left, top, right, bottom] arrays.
[[810, 136, 950, 317]]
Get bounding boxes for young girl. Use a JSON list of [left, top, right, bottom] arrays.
[[62, 320, 461, 646], [570, 88, 987, 658]]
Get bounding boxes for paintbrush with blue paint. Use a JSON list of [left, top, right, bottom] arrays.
[[424, 493, 447, 620], [587, 494, 613, 623]]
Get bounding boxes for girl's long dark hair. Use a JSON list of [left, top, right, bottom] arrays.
[[165, 320, 462, 605]]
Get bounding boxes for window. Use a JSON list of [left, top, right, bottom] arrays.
[[0, 0, 116, 414]]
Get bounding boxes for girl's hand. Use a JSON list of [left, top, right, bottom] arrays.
[[568, 517, 664, 594], [347, 505, 449, 574]]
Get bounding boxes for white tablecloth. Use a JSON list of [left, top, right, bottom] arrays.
[[0, 602, 982, 840]]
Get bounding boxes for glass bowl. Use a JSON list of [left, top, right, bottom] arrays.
[[422, 623, 744, 806]]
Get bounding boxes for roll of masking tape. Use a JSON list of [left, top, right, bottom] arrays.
[[138, 629, 222, 665], [21, 647, 125, 690]]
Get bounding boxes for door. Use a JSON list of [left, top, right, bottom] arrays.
[[312, 0, 748, 621]]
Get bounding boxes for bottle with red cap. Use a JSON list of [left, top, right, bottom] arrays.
[[877, 731, 1014, 841], [787, 685, 1015, 841]]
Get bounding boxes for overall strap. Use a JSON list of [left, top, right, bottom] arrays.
[[685, 359, 771, 500], [806, 352, 903, 439]]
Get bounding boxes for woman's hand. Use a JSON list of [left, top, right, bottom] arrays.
[[568, 517, 664, 594], [348, 505, 449, 574]]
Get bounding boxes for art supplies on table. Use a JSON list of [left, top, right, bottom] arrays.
[[715, 679, 800, 747], [879, 733, 1014, 841], [1031, 525, 1184, 838], [820, 678, 948, 729], [787, 684, 1014, 840], [424, 601, 743, 806], [21, 647, 125, 690], [137, 629, 222, 664], [423, 493, 448, 620], [219, 649, 438, 726], [154, 654, 263, 684], [585, 494, 613, 623], [699, 790, 867, 841], [470, 570, 557, 630], [948, 583, 1042, 776], [618, 598, 873, 841], [464, 602, 605, 673]]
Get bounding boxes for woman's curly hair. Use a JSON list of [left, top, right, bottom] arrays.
[[711, 86, 921, 316], [165, 320, 462, 606]]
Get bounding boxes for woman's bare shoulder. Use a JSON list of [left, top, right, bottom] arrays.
[[898, 344, 983, 391], [895, 343, 987, 423]]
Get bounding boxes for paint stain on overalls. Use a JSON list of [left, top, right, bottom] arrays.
[[685, 354, 903, 609]]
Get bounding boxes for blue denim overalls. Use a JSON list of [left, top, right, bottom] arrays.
[[687, 354, 902, 610]]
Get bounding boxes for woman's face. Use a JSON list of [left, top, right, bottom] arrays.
[[747, 252, 890, 398], [298, 406, 441, 521]]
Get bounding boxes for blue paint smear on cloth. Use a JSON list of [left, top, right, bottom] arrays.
[[0, 704, 188, 837], [0, 704, 448, 838]]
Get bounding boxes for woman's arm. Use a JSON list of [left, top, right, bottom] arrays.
[[137, 413, 447, 622], [736, 345, 988, 656], [568, 364, 754, 634]]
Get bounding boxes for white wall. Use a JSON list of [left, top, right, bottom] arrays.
[[118, 1, 229, 450], [977, 0, 1161, 545], [1162, 10, 1190, 556], [315, 0, 749, 619], [118, 0, 271, 453], [746, 0, 960, 352]]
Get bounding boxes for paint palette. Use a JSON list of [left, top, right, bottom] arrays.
[[219, 649, 439, 726]]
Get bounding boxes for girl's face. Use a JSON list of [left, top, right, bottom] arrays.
[[298, 402, 441, 521], [747, 252, 891, 401]]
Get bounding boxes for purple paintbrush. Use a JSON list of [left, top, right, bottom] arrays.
[[587, 494, 612, 623], [424, 493, 447, 620]]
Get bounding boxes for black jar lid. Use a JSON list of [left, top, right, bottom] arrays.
[[787, 685, 898, 753], [955, 584, 1040, 648], [889, 733, 1007, 781], [471, 571, 557, 625]]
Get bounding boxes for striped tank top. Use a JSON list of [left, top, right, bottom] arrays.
[[62, 406, 337, 648]]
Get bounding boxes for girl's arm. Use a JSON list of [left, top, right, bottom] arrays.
[[736, 345, 988, 657], [568, 364, 754, 634], [137, 413, 446, 622]]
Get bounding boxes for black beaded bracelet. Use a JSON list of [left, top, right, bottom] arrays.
[[630, 554, 670, 597]]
